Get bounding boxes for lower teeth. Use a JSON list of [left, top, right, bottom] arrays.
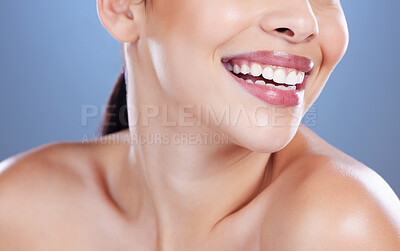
[[244, 78, 296, 91], [233, 71, 296, 91]]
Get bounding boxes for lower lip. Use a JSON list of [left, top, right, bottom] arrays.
[[223, 64, 307, 107]]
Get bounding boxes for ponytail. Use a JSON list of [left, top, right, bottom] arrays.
[[100, 70, 129, 136]]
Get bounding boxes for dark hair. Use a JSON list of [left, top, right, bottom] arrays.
[[100, 70, 129, 136]]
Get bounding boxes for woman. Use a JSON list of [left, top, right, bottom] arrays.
[[0, 0, 399, 250]]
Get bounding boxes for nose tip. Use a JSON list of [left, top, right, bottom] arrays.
[[273, 25, 317, 43], [259, 4, 319, 43]]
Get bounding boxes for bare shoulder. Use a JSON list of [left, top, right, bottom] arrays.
[[0, 141, 99, 192], [0, 141, 103, 249], [262, 124, 400, 249]]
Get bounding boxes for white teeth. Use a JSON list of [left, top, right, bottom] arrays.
[[229, 62, 305, 86], [286, 71, 298, 85], [233, 64, 241, 74], [250, 63, 263, 77], [246, 79, 254, 84], [277, 85, 296, 91], [241, 64, 250, 74], [227, 63, 233, 72], [274, 85, 288, 90], [262, 66, 274, 80], [255, 80, 266, 85], [273, 68, 286, 84], [297, 72, 305, 83], [265, 83, 296, 91]]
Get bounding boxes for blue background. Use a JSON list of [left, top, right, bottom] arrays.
[[1, 1, 399, 196]]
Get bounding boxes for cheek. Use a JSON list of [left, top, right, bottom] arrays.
[[319, 13, 349, 69], [305, 12, 349, 108], [147, 0, 255, 66], [145, 0, 250, 103], [149, 0, 248, 46]]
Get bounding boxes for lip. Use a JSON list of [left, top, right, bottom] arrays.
[[222, 50, 314, 74], [221, 50, 312, 107]]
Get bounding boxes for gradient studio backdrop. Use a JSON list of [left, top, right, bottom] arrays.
[[0, 1, 399, 195]]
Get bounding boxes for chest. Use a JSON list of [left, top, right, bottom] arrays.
[[22, 190, 289, 251]]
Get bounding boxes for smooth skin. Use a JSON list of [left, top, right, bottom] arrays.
[[1, 0, 400, 250]]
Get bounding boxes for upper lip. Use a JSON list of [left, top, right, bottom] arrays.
[[221, 50, 314, 73]]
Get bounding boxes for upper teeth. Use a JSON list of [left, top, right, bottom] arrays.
[[229, 62, 305, 85]]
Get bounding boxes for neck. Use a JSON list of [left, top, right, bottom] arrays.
[[130, 136, 270, 236], [109, 42, 273, 246]]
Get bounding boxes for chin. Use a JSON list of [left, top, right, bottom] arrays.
[[226, 122, 300, 153]]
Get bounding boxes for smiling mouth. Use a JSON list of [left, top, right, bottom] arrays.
[[223, 60, 306, 91], [221, 51, 313, 107]]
